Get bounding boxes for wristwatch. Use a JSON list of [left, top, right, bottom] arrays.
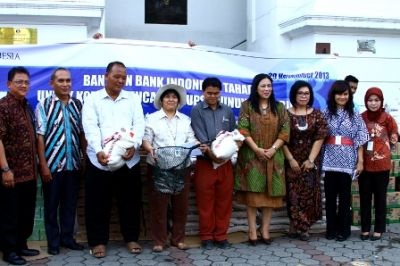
[[1, 166, 10, 173]]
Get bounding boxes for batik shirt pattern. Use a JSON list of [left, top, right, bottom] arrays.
[[321, 108, 369, 175], [0, 93, 37, 183]]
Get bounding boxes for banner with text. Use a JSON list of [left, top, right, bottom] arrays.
[[1, 39, 399, 118]]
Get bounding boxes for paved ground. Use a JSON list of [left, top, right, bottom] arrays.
[[2, 224, 400, 265]]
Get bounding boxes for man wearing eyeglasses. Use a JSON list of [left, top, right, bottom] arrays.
[[0, 67, 39, 265]]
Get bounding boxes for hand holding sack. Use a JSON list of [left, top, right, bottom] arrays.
[[102, 128, 135, 171], [211, 129, 245, 169]]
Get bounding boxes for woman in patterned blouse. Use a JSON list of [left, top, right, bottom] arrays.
[[359, 87, 398, 241], [321, 80, 369, 242], [283, 80, 328, 241]]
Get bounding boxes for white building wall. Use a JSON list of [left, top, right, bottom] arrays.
[[248, 0, 400, 57], [105, 0, 247, 49], [0, 0, 104, 44]]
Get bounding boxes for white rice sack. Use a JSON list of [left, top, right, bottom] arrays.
[[211, 129, 244, 169], [102, 128, 135, 171], [211, 129, 245, 159]]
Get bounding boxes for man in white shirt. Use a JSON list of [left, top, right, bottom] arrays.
[[82, 61, 145, 258]]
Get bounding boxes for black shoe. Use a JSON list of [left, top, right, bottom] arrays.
[[288, 232, 300, 239], [47, 248, 60, 255], [370, 233, 382, 241], [215, 240, 231, 249], [336, 234, 348, 242], [325, 233, 336, 240], [3, 252, 27, 265], [17, 248, 40, 257], [201, 240, 214, 250], [248, 238, 257, 246], [260, 237, 272, 245], [360, 234, 369, 241], [61, 241, 84, 250]]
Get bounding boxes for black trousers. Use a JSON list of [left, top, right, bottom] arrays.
[[0, 180, 37, 255], [324, 171, 352, 238], [358, 170, 389, 233], [85, 161, 142, 247], [43, 170, 80, 249]]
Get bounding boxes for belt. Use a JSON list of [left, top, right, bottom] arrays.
[[325, 136, 354, 146]]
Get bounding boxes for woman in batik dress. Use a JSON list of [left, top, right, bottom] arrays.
[[282, 80, 328, 241], [234, 73, 289, 246]]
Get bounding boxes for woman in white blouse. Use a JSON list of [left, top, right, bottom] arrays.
[[142, 84, 197, 252]]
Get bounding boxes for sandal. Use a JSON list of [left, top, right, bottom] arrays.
[[152, 245, 164, 253], [126, 241, 142, 254], [90, 244, 106, 258], [172, 242, 189, 250]]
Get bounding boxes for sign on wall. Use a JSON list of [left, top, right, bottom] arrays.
[[0, 27, 38, 45]]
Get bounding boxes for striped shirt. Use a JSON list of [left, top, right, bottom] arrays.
[[35, 95, 83, 173]]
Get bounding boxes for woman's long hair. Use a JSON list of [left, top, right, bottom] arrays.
[[248, 73, 278, 115], [326, 80, 354, 118]]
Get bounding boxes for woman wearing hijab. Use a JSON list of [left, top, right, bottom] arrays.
[[359, 87, 398, 241]]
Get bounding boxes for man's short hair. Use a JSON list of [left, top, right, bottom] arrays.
[[106, 61, 126, 73], [344, 75, 359, 84], [50, 67, 69, 81], [202, 77, 222, 91], [8, 66, 30, 81]]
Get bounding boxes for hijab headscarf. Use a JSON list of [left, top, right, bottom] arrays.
[[364, 87, 385, 121]]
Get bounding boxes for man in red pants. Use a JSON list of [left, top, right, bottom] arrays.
[[190, 77, 236, 249]]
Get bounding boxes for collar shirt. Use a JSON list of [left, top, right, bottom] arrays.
[[321, 108, 369, 175], [82, 88, 145, 170], [143, 109, 197, 165], [0, 93, 37, 183], [190, 101, 236, 143], [35, 95, 83, 173]]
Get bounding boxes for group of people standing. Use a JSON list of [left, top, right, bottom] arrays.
[[0, 63, 398, 265]]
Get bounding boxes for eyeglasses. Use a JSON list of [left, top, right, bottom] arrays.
[[297, 92, 310, 96], [13, 80, 30, 86]]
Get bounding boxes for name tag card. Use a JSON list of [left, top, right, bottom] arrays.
[[367, 141, 374, 151], [335, 136, 342, 145]]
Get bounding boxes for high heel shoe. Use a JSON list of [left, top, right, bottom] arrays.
[[260, 237, 272, 245], [248, 238, 258, 246], [248, 230, 258, 246], [258, 229, 272, 245]]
